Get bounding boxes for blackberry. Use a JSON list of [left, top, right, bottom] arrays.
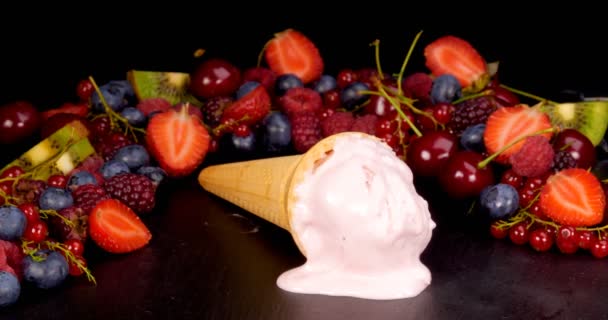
[[203, 96, 233, 127], [72, 184, 109, 214], [447, 96, 499, 135], [103, 173, 156, 215], [553, 150, 577, 171]]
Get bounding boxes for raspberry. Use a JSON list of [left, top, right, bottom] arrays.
[[321, 111, 354, 137], [447, 96, 499, 135], [279, 87, 323, 116], [290, 113, 322, 153], [103, 173, 157, 215], [242, 67, 277, 93], [203, 96, 233, 127], [72, 184, 109, 214], [403, 72, 433, 103], [509, 135, 555, 177], [351, 114, 379, 136], [553, 150, 578, 171], [0, 239, 24, 280], [135, 98, 172, 117]]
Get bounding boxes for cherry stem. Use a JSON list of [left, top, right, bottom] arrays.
[[499, 84, 558, 105], [477, 127, 556, 169], [370, 39, 384, 80], [396, 30, 423, 96]]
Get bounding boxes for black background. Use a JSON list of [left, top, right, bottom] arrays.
[[2, 6, 608, 108]]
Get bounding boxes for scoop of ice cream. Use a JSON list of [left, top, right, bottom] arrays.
[[277, 133, 436, 300]]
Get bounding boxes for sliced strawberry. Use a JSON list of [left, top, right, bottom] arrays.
[[424, 35, 488, 90], [540, 168, 605, 227], [483, 105, 553, 164], [264, 28, 324, 84], [41, 102, 89, 121], [145, 108, 210, 177], [89, 198, 152, 254], [220, 85, 271, 126]]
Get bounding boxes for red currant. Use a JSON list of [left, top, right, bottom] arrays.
[[322, 89, 341, 109], [556, 226, 579, 254], [500, 169, 524, 190], [47, 174, 68, 189], [64, 238, 85, 257], [529, 228, 554, 252], [0, 165, 24, 179], [577, 230, 595, 250], [68, 255, 87, 277], [233, 124, 251, 138], [336, 69, 358, 89], [17, 203, 40, 225], [509, 222, 529, 245], [375, 118, 397, 136], [76, 79, 94, 101], [432, 103, 454, 124], [590, 238, 608, 258], [490, 222, 509, 239], [22, 220, 48, 243]]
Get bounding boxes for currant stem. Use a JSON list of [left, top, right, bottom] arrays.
[[370, 39, 384, 80], [452, 89, 493, 105], [376, 85, 423, 137], [396, 30, 423, 96], [477, 127, 556, 169]]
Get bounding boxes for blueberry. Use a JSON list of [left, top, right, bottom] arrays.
[[112, 144, 150, 170], [231, 132, 256, 152], [39, 187, 73, 211], [236, 81, 260, 100], [67, 171, 98, 191], [262, 111, 291, 152], [312, 75, 337, 94], [100, 159, 131, 179], [480, 183, 519, 219], [23, 250, 69, 289], [0, 271, 20, 307], [340, 82, 370, 110], [275, 74, 303, 96], [460, 123, 486, 153], [430, 74, 462, 104], [0, 205, 26, 241], [120, 107, 146, 127], [91, 80, 135, 113], [136, 166, 167, 186]]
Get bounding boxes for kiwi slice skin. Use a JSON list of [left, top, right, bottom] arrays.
[[127, 70, 201, 106], [543, 100, 608, 146]]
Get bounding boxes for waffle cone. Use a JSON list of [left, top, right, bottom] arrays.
[[198, 132, 378, 251]]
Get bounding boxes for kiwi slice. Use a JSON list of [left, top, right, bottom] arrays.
[[127, 70, 202, 106], [542, 100, 608, 146]]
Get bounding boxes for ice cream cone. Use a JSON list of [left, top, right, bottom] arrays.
[[198, 132, 375, 247]]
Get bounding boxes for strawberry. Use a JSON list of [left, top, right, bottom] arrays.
[[89, 198, 152, 254], [424, 35, 488, 91], [220, 85, 271, 126], [264, 28, 324, 84], [146, 108, 210, 177], [41, 102, 89, 121], [483, 105, 553, 164], [539, 168, 605, 227]]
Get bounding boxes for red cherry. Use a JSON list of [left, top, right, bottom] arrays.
[[364, 95, 394, 117], [439, 151, 495, 199], [490, 222, 508, 239], [590, 238, 608, 258], [64, 238, 85, 257], [0, 100, 42, 145], [23, 220, 48, 243], [529, 228, 554, 252], [76, 79, 95, 101], [552, 128, 597, 170], [556, 226, 579, 254], [493, 87, 520, 106], [406, 130, 458, 177], [509, 222, 529, 245], [190, 58, 242, 99]]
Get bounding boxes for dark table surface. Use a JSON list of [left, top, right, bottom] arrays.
[[2, 8, 608, 319]]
